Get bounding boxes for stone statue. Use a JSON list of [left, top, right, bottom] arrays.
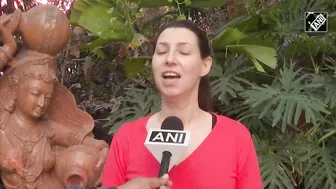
[[0, 4, 109, 189]]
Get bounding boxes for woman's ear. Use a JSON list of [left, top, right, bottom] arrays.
[[200, 56, 212, 77]]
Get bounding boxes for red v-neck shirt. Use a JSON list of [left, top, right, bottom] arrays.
[[101, 114, 263, 189]]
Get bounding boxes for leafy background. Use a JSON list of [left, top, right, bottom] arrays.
[[1, 0, 336, 188]]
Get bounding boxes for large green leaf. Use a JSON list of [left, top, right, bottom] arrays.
[[212, 27, 248, 48], [70, 0, 134, 42], [229, 45, 277, 71], [211, 27, 277, 72]]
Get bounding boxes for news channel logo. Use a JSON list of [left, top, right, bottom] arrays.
[[305, 12, 328, 33]]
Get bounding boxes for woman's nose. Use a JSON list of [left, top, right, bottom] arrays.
[[166, 52, 177, 66]]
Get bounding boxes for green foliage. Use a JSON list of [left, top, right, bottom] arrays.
[[243, 63, 329, 131], [210, 55, 253, 104], [70, 0, 144, 49], [103, 87, 160, 134], [254, 135, 296, 189], [298, 142, 336, 189]]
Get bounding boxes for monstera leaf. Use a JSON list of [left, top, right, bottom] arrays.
[[210, 55, 253, 104], [242, 63, 329, 132], [299, 143, 336, 189], [254, 135, 297, 189], [70, 0, 135, 48], [129, 0, 225, 8]]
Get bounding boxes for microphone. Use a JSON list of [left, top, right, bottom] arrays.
[[144, 116, 191, 177]]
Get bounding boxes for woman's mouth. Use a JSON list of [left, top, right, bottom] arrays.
[[162, 71, 181, 79]]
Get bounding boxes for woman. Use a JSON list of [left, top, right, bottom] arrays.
[[102, 20, 262, 189]]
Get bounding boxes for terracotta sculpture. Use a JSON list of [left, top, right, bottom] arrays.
[[0, 4, 109, 189]]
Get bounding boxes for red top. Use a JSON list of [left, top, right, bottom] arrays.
[[102, 114, 263, 189]]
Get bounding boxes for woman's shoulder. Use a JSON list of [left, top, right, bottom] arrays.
[[213, 113, 252, 138]]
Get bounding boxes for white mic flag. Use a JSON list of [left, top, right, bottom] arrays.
[[145, 128, 191, 171]]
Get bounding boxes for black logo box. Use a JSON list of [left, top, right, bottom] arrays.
[[305, 12, 328, 32]]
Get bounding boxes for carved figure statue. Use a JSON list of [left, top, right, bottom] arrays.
[[0, 4, 109, 189]]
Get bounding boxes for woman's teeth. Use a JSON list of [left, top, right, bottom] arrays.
[[162, 72, 181, 79]]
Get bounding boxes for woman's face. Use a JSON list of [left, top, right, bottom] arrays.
[[152, 27, 212, 98], [16, 77, 54, 119]]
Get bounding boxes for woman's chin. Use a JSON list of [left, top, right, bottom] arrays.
[[160, 89, 183, 99]]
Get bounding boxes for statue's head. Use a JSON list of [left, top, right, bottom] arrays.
[[14, 63, 57, 119], [3, 55, 58, 120], [0, 51, 94, 132]]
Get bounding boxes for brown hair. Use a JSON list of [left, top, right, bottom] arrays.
[[153, 20, 213, 112]]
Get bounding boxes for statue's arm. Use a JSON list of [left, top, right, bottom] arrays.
[[48, 120, 109, 186], [48, 120, 108, 150], [0, 15, 17, 71], [47, 120, 86, 147]]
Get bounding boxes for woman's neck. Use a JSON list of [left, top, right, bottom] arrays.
[[159, 91, 204, 127], [12, 109, 39, 130]]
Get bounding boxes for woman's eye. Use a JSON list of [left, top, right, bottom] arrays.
[[31, 92, 39, 96], [157, 51, 166, 55], [180, 51, 190, 55]]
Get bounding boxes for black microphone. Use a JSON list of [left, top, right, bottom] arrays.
[[158, 116, 183, 177], [144, 116, 191, 177]]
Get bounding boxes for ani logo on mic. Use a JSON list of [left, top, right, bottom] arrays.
[[149, 131, 187, 144]]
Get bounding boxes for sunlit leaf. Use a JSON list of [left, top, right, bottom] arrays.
[[70, 0, 134, 42], [227, 45, 277, 71]]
